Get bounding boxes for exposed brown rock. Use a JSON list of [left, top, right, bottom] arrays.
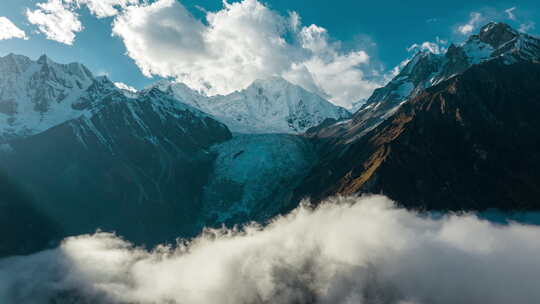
[[295, 59, 540, 211]]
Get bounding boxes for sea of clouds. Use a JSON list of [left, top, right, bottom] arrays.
[[1, 195, 540, 304]]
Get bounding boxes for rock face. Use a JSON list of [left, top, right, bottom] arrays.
[[296, 23, 540, 211], [296, 58, 540, 211], [0, 71, 232, 252], [153, 77, 351, 134]]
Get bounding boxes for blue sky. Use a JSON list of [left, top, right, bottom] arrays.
[[0, 0, 538, 106]]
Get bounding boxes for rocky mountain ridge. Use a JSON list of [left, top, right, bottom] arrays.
[[318, 22, 540, 141], [295, 23, 540, 211]]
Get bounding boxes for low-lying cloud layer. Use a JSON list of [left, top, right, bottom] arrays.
[[1, 195, 540, 304]]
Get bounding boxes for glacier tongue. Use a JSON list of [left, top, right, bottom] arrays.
[[202, 133, 317, 225], [151, 76, 351, 134]]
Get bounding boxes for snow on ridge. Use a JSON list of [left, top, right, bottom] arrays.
[[0, 54, 233, 142], [152, 77, 351, 134], [0, 54, 98, 141]]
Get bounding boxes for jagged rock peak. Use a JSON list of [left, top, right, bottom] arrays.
[[37, 54, 50, 64], [475, 22, 519, 48]]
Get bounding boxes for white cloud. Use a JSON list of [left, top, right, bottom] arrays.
[[287, 24, 379, 106], [74, 0, 139, 18], [505, 7, 517, 20], [2, 195, 540, 304], [501, 7, 536, 33], [396, 37, 448, 83], [0, 17, 27, 40], [457, 7, 536, 35], [25, 0, 140, 45], [407, 38, 448, 55], [457, 12, 482, 35], [112, 0, 381, 107], [22, 0, 381, 106], [114, 82, 137, 92], [25, 0, 83, 45]]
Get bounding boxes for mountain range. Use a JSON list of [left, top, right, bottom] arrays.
[[0, 52, 350, 140], [1, 22, 540, 257]]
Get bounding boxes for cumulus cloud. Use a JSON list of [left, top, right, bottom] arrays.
[[25, 0, 140, 44], [25, 0, 83, 45], [22, 0, 381, 106], [2, 195, 540, 304], [112, 0, 381, 107], [0, 17, 27, 40], [286, 25, 379, 106], [73, 0, 140, 18], [457, 12, 482, 35]]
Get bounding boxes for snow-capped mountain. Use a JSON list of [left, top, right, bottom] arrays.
[[0, 54, 97, 142], [153, 77, 351, 134], [348, 22, 540, 136]]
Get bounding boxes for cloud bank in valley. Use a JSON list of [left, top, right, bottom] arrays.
[[2, 195, 540, 304]]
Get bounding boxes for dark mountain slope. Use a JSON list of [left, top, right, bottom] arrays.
[[0, 81, 231, 252], [296, 59, 540, 210], [0, 171, 60, 257]]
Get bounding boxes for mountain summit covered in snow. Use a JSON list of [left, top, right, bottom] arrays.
[[347, 22, 540, 135], [0, 53, 97, 142], [0, 53, 351, 142], [152, 76, 351, 134]]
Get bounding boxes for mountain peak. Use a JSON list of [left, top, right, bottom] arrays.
[[152, 76, 350, 134], [37, 54, 50, 65], [476, 22, 518, 48], [351, 21, 540, 136], [0, 53, 99, 141]]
